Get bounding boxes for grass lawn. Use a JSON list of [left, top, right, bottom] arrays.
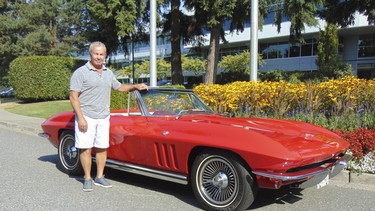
[[3, 99, 72, 119]]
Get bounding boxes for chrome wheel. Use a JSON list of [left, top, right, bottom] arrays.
[[58, 131, 82, 175], [191, 151, 257, 211], [197, 156, 239, 206]]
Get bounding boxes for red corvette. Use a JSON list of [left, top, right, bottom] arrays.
[[41, 88, 351, 211]]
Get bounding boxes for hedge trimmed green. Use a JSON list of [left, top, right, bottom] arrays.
[[110, 91, 129, 110], [110, 84, 186, 109], [9, 56, 85, 101]]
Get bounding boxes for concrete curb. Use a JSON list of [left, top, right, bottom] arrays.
[[0, 108, 45, 134], [0, 121, 43, 134], [332, 170, 375, 186]]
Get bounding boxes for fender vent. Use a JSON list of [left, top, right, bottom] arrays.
[[154, 143, 179, 170]]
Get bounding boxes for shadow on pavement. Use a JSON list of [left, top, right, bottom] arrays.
[[38, 153, 307, 210], [249, 187, 304, 209]]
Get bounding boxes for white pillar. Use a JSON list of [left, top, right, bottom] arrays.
[[250, 0, 258, 82], [150, 0, 157, 86]]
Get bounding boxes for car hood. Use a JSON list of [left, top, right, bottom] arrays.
[[178, 114, 349, 159]]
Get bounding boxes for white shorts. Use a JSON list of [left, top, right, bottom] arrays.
[[75, 115, 110, 149]]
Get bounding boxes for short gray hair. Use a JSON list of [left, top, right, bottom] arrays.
[[89, 41, 107, 53]]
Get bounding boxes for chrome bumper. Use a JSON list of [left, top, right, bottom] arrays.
[[253, 153, 351, 189]]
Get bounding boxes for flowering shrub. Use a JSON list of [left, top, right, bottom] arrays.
[[347, 152, 375, 174], [316, 76, 375, 115], [194, 76, 374, 115], [334, 128, 375, 158], [194, 77, 375, 173], [334, 129, 375, 173], [194, 76, 375, 130]]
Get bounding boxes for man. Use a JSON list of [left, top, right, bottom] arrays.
[[70, 41, 148, 191]]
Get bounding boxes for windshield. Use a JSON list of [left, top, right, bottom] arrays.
[[139, 89, 214, 116]]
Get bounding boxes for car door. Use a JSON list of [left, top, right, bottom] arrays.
[[107, 113, 149, 165]]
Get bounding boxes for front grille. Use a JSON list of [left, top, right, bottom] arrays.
[[285, 153, 345, 173]]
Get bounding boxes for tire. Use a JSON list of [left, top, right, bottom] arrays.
[[57, 131, 83, 175], [191, 150, 257, 211]]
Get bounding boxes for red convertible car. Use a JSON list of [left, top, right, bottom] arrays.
[[41, 88, 351, 211]]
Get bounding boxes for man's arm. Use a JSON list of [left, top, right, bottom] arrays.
[[69, 91, 87, 132], [117, 83, 148, 92]]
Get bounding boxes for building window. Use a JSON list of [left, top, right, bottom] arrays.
[[260, 42, 289, 59], [260, 38, 317, 59], [260, 43, 269, 59], [357, 63, 375, 79], [301, 38, 318, 56], [289, 44, 300, 57], [358, 34, 375, 57], [219, 46, 248, 60]]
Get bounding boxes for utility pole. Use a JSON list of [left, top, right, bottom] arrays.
[[150, 0, 157, 86], [132, 34, 135, 84], [250, 0, 258, 82]]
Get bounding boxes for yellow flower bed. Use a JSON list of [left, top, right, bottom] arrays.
[[194, 76, 375, 116]]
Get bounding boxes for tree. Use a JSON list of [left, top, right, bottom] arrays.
[[218, 50, 264, 83], [316, 24, 353, 79], [218, 51, 263, 74], [274, 0, 323, 42], [117, 54, 206, 82], [85, 0, 143, 59], [184, 0, 271, 84], [18, 0, 87, 55], [162, 0, 205, 85], [181, 54, 206, 75], [0, 0, 25, 86], [0, 0, 87, 86], [161, 0, 205, 85], [184, 0, 238, 84], [163, 0, 183, 85], [319, 0, 375, 27], [117, 58, 170, 81]]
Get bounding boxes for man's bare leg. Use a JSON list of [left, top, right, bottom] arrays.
[[80, 148, 92, 179], [95, 148, 107, 179]]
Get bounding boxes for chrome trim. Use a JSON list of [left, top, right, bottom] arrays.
[[330, 153, 351, 178], [98, 158, 188, 185], [133, 90, 151, 116], [252, 169, 330, 181], [252, 153, 351, 182]]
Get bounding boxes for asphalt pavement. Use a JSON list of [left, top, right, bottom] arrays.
[[0, 104, 374, 189]]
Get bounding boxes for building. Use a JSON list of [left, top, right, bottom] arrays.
[[103, 10, 375, 81], [199, 12, 375, 79]]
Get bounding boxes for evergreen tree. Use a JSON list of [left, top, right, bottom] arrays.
[[164, 0, 183, 85], [0, 0, 87, 86], [319, 0, 375, 26], [85, 0, 149, 65], [316, 24, 353, 79], [184, 0, 270, 84], [184, 0, 236, 84], [0, 1, 26, 85], [274, 0, 323, 42], [162, 0, 204, 85]]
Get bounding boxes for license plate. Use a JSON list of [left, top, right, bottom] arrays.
[[317, 174, 329, 189]]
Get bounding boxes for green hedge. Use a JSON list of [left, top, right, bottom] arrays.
[[110, 91, 129, 110], [9, 56, 85, 101], [110, 84, 186, 110]]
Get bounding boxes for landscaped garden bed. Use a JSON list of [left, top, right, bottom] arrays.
[[194, 76, 375, 173]]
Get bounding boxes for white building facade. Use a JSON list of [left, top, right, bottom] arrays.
[[193, 12, 375, 79], [107, 11, 375, 80]]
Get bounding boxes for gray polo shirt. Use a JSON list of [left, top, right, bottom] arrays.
[[70, 62, 121, 119]]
